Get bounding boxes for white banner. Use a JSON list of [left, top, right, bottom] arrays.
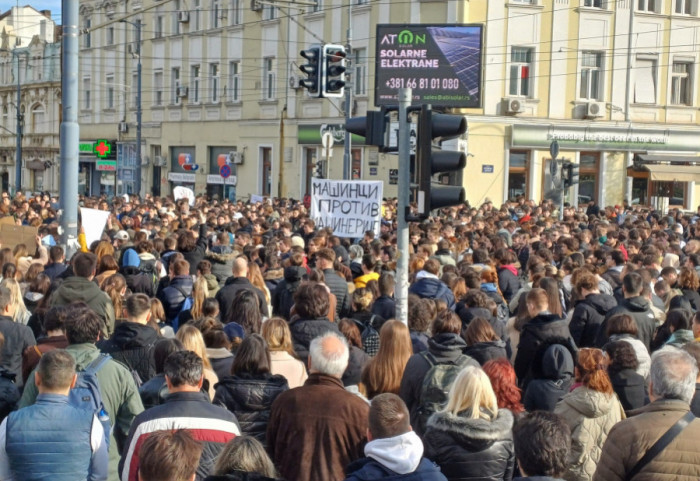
[[250, 194, 264, 204], [311, 179, 383, 238], [168, 172, 196, 183], [80, 208, 110, 247], [173, 186, 195, 206]]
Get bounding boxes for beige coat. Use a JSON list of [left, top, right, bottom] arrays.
[[554, 386, 625, 481], [269, 350, 308, 389]]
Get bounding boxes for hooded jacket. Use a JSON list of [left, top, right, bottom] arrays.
[[213, 373, 288, 447], [271, 266, 306, 320], [463, 340, 508, 366], [288, 316, 342, 365], [570, 293, 617, 348], [216, 277, 269, 323], [50, 276, 116, 338], [554, 387, 625, 481], [609, 368, 647, 413], [207, 249, 238, 285], [98, 322, 159, 384], [158, 275, 194, 323], [263, 268, 284, 294], [0, 315, 36, 390], [497, 265, 521, 303], [423, 409, 515, 481], [399, 333, 479, 435], [523, 339, 575, 412], [514, 313, 575, 388], [409, 275, 456, 311], [598, 296, 657, 352]]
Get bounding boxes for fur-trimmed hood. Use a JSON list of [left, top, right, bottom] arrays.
[[206, 250, 239, 263], [426, 408, 513, 451]]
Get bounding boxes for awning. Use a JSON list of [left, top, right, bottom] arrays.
[[627, 164, 700, 182], [637, 154, 700, 163]]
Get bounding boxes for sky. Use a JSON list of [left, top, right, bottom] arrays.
[[13, 1, 62, 22]]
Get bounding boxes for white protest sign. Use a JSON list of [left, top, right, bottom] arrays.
[[311, 179, 383, 238], [250, 194, 264, 204], [173, 186, 195, 206], [80, 208, 110, 247]]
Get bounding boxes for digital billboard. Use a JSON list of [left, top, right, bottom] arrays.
[[375, 24, 483, 108]]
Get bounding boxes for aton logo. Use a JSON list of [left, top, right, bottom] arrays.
[[380, 29, 427, 46]]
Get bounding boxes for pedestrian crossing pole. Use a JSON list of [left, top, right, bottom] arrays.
[[395, 88, 412, 325]]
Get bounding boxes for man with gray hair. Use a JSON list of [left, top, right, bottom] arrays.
[[267, 332, 369, 481], [594, 347, 700, 480]]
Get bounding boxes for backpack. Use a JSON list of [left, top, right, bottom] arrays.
[[173, 286, 193, 332], [138, 259, 159, 295], [68, 354, 112, 448], [357, 316, 380, 357], [417, 351, 475, 434]]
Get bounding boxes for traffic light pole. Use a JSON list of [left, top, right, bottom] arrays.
[[342, 4, 353, 181], [395, 88, 412, 325]]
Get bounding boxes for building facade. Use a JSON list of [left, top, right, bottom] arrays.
[[76, 0, 700, 208]]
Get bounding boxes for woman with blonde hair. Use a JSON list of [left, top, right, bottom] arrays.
[[261, 317, 307, 388], [95, 255, 119, 288], [176, 324, 218, 400], [423, 365, 515, 481], [176, 276, 209, 327], [350, 287, 383, 356], [102, 273, 127, 324], [0, 278, 31, 325], [361, 320, 412, 399], [94, 241, 115, 265], [554, 348, 624, 481], [247, 262, 272, 317]]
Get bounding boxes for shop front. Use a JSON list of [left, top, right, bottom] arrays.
[[79, 140, 117, 197], [168, 146, 197, 192], [206, 147, 238, 200]]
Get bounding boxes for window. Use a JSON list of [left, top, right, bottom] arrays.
[[263, 4, 276, 20], [1, 106, 7, 128], [171, 67, 181, 104], [578, 153, 599, 205], [671, 61, 692, 105], [263, 58, 275, 100], [31, 104, 45, 134], [172, 0, 182, 34], [580, 51, 602, 100], [508, 151, 528, 200], [191, 65, 200, 103], [584, 0, 605, 6], [210, 63, 220, 102], [212, 0, 224, 28], [353, 0, 369, 4], [675, 0, 696, 13], [154, 70, 163, 106], [638, 0, 660, 11], [155, 16, 164, 38], [354, 48, 367, 96], [228, 61, 241, 101], [83, 77, 91, 109], [509, 47, 533, 97], [311, 0, 322, 12], [106, 74, 115, 109], [194, 0, 202, 30], [83, 19, 91, 48], [107, 26, 114, 45], [633, 56, 657, 104], [231, 0, 242, 25]]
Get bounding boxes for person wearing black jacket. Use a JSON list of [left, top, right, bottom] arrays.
[[316, 248, 351, 319], [569, 272, 617, 348], [463, 318, 508, 366], [399, 310, 479, 436], [216, 258, 269, 324], [213, 335, 288, 447], [371, 273, 396, 321], [514, 288, 575, 389], [601, 250, 625, 292], [0, 286, 36, 390], [271, 254, 306, 320], [522, 338, 575, 412], [179, 221, 208, 276], [98, 293, 159, 385], [138, 338, 185, 410], [287, 283, 341, 365], [158, 259, 194, 325], [596, 272, 657, 351], [604, 341, 646, 413]]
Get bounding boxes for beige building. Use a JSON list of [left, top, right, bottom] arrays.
[[77, 0, 700, 209]]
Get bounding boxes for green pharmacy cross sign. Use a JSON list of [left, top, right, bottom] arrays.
[[94, 140, 112, 158]]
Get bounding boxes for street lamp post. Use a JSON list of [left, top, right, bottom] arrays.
[[15, 51, 22, 196], [120, 19, 142, 193]]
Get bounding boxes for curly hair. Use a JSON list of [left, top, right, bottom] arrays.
[[482, 358, 524, 414], [604, 341, 639, 376]]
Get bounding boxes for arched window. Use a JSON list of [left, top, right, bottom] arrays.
[[31, 103, 45, 134]]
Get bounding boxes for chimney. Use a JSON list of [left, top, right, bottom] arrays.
[[41, 10, 51, 19]]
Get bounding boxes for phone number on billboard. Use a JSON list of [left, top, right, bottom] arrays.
[[384, 78, 460, 89]]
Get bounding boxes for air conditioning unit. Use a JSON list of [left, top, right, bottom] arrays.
[[288, 73, 301, 89], [118, 121, 128, 133], [142, 155, 150, 166], [250, 0, 263, 11], [178, 10, 190, 22], [503, 97, 524, 115], [177, 86, 189, 98], [230, 151, 243, 164], [586, 101, 604, 118], [153, 155, 166, 167]]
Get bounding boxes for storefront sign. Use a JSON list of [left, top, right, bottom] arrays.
[[311, 179, 383, 237], [375, 24, 483, 107], [298, 124, 366, 145], [168, 172, 196, 183], [512, 124, 700, 152], [206, 174, 237, 185], [96, 160, 116, 171]]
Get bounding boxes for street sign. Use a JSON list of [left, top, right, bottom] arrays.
[[482, 165, 494, 173], [322, 131, 334, 149], [219, 165, 231, 178]]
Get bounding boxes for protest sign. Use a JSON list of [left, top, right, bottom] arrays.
[[173, 186, 195, 206], [0, 224, 38, 252], [80, 208, 110, 247], [250, 194, 264, 204], [310, 179, 383, 238]]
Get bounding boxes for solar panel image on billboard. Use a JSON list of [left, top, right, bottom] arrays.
[[375, 24, 483, 108]]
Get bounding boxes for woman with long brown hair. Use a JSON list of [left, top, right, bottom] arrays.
[[554, 348, 625, 481], [247, 261, 271, 316], [102, 273, 127, 324], [361, 320, 412, 400]]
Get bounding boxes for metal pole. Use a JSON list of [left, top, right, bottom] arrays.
[[342, 2, 352, 180], [395, 87, 412, 325], [559, 161, 565, 221], [136, 19, 142, 196], [15, 51, 22, 195], [60, 0, 80, 257], [624, 1, 634, 205]]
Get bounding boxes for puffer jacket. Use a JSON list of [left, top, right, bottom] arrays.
[[409, 276, 456, 311], [463, 340, 508, 366], [207, 248, 238, 285], [523, 338, 575, 412], [554, 387, 625, 481], [288, 317, 341, 365], [597, 296, 657, 352], [271, 266, 307, 320], [423, 408, 515, 481], [97, 322, 159, 384], [213, 373, 288, 446], [569, 293, 617, 348], [121, 266, 156, 297], [594, 399, 700, 481]]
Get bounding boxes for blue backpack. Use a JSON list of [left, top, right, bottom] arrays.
[[68, 354, 112, 448], [173, 286, 193, 332]]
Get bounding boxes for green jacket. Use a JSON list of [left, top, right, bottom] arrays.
[[20, 343, 144, 481], [50, 277, 116, 337]]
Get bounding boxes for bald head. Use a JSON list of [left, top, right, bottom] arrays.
[[232, 257, 249, 277], [308, 332, 349, 378]]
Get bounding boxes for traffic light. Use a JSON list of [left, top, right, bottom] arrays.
[[562, 161, 580, 189], [322, 44, 346, 98], [299, 47, 321, 96], [314, 160, 325, 179], [416, 105, 467, 217], [345, 110, 389, 150]]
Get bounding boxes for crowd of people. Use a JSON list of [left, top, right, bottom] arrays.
[[1, 190, 700, 480]]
